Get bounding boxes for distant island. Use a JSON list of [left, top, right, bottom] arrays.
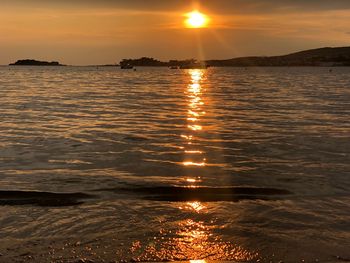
[[8, 47, 350, 67], [120, 46, 350, 67], [120, 58, 207, 69], [9, 59, 65, 66]]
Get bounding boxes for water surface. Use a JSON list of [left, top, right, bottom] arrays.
[[0, 66, 349, 262]]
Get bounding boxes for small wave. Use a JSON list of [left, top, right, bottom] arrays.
[[98, 186, 292, 202], [0, 190, 94, 206]]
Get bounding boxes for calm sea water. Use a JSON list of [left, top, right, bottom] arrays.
[[0, 66, 349, 262]]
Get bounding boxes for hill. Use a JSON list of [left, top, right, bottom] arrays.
[[120, 47, 350, 67], [206, 47, 350, 67], [9, 59, 65, 66]]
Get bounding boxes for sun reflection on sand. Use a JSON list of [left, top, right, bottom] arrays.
[[136, 207, 258, 261], [190, 260, 206, 263]]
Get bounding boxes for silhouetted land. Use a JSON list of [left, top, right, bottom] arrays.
[[9, 46, 350, 67], [207, 46, 350, 67], [121, 46, 350, 67], [9, 59, 65, 66], [120, 57, 208, 68]]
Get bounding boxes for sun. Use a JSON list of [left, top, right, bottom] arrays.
[[185, 10, 209, 28]]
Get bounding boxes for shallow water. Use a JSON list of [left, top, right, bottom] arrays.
[[0, 66, 349, 262]]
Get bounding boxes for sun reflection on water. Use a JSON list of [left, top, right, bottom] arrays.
[[181, 69, 207, 170], [129, 69, 258, 262], [183, 161, 206, 167], [188, 110, 200, 116], [185, 150, 203, 154], [186, 178, 198, 183], [186, 201, 206, 213], [188, 124, 203, 131]]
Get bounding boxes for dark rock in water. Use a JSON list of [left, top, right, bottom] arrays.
[[111, 186, 293, 202], [0, 190, 94, 206], [335, 255, 350, 262], [9, 59, 65, 66]]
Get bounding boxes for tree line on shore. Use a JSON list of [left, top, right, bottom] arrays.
[[8, 46, 350, 67], [120, 47, 350, 67]]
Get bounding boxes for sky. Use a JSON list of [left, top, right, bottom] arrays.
[[1, 0, 350, 65]]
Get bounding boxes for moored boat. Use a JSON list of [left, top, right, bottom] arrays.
[[120, 64, 134, 69]]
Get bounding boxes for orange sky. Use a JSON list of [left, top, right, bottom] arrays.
[[1, 0, 350, 65]]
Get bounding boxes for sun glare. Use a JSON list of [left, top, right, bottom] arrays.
[[185, 11, 209, 28]]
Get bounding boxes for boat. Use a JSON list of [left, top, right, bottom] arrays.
[[120, 64, 134, 69]]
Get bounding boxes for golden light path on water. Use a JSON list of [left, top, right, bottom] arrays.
[[183, 69, 207, 168], [165, 69, 257, 261], [131, 70, 258, 261]]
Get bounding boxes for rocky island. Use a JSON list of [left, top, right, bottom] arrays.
[[9, 59, 65, 66], [206, 46, 350, 67], [120, 46, 350, 67]]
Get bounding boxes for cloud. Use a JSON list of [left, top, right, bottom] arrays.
[[3, 0, 350, 14]]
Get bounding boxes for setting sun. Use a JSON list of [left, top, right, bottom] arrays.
[[185, 11, 209, 28]]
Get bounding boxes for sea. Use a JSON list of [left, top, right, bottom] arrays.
[[0, 66, 349, 263]]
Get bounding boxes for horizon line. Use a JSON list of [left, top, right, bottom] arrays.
[[3, 45, 350, 66]]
